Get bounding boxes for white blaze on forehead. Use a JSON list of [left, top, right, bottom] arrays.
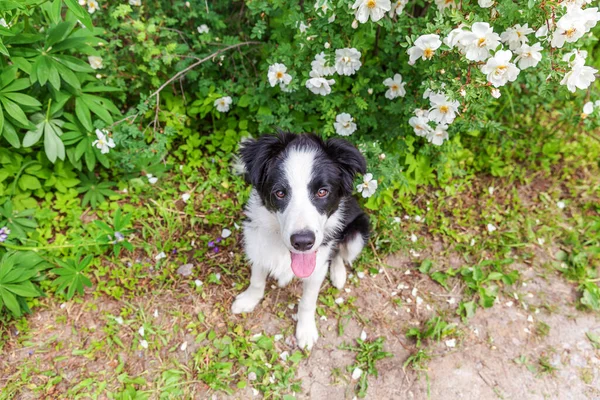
[[283, 148, 316, 199], [279, 147, 327, 250]]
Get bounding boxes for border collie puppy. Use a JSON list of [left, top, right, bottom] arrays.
[[231, 132, 369, 349]]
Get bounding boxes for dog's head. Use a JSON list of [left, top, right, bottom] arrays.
[[240, 132, 366, 278]]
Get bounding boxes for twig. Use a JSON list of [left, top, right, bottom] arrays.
[[369, 240, 394, 286], [109, 41, 260, 129]]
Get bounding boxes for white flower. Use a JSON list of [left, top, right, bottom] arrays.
[[335, 297, 344, 304], [407, 34, 442, 65], [410, 233, 418, 242], [351, 19, 359, 29], [487, 223, 497, 232], [87, 0, 98, 13], [79, 0, 86, 5], [427, 123, 449, 146], [305, 71, 336, 96], [115, 316, 124, 325], [221, 228, 232, 238], [435, 0, 456, 12], [537, 238, 545, 246], [491, 88, 501, 98], [153, 309, 158, 318], [324, 42, 331, 49], [352, 367, 363, 380], [514, 42, 542, 70], [409, 113, 433, 138], [298, 21, 310, 33], [460, 22, 501, 62], [478, 0, 494, 7], [360, 330, 367, 340], [155, 251, 166, 260], [334, 113, 357, 136], [214, 96, 232, 112], [140, 339, 148, 349], [383, 74, 406, 99], [88, 56, 103, 70], [557, 201, 566, 209], [445, 339, 457, 348], [389, 0, 409, 17], [182, 193, 191, 203], [138, 326, 145, 337], [560, 0, 593, 11], [267, 63, 292, 87], [92, 129, 115, 154], [351, 0, 391, 24], [185, 1, 190, 7], [335, 48, 362, 76], [551, 8, 600, 49], [180, 341, 188, 351], [444, 27, 470, 50], [197, 24, 209, 34], [428, 93, 460, 125], [500, 24, 534, 51], [560, 51, 598, 92], [328, 14, 336, 23], [195, 279, 203, 287], [0, 18, 8, 27], [535, 19, 554, 39], [582, 101, 594, 117], [311, 52, 336, 76], [356, 173, 378, 198], [480, 50, 520, 87], [129, 0, 141, 5], [147, 174, 158, 185]]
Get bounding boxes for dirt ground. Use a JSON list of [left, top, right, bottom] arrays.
[[2, 247, 600, 399]]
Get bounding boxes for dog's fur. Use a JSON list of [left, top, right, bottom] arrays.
[[231, 132, 369, 349]]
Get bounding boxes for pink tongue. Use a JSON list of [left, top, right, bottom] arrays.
[[290, 251, 317, 278]]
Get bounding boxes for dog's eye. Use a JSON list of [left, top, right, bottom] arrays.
[[275, 190, 286, 199], [317, 188, 329, 198]]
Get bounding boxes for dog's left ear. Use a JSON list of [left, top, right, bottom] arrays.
[[325, 138, 367, 195]]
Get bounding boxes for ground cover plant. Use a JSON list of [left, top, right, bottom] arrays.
[[0, 0, 599, 398]]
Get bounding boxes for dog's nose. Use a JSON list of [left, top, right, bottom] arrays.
[[291, 231, 315, 251]]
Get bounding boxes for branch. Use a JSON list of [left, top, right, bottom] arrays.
[[109, 41, 260, 129]]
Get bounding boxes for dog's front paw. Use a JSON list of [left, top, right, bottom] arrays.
[[296, 319, 319, 350], [330, 262, 347, 290], [231, 290, 262, 314]]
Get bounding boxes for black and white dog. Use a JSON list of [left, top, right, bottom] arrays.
[[231, 132, 369, 349]]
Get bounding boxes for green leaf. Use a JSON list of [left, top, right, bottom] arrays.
[[23, 122, 44, 147], [81, 95, 113, 124], [75, 97, 92, 130], [46, 21, 74, 48], [64, 0, 93, 30], [1, 120, 20, 148], [4, 282, 39, 297], [18, 174, 41, 190], [0, 287, 20, 316], [53, 61, 80, 90], [0, 39, 8, 57], [0, 97, 31, 127], [47, 60, 61, 90], [34, 56, 50, 86], [44, 122, 65, 163], [0, 102, 3, 135], [53, 55, 94, 72], [1, 78, 31, 92], [2, 93, 42, 107]]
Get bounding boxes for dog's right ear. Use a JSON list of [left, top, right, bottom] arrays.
[[239, 132, 295, 189]]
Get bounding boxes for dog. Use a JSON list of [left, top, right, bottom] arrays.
[[231, 132, 370, 350]]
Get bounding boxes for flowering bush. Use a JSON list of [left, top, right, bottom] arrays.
[[1, 0, 599, 208]]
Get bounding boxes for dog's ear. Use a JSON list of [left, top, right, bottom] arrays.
[[239, 132, 296, 189], [325, 138, 367, 195]]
